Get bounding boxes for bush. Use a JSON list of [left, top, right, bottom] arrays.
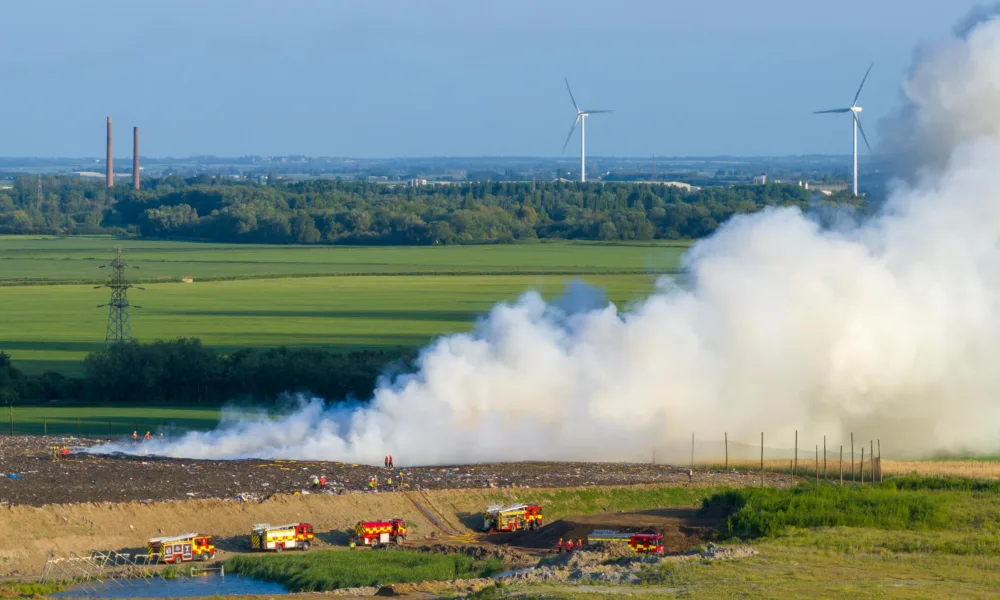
[[701, 484, 946, 539], [887, 475, 1000, 493]]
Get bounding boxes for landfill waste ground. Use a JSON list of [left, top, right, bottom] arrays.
[[0, 435, 795, 506], [0, 435, 785, 596]]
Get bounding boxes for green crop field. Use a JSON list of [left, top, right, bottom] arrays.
[[0, 236, 691, 374], [3, 405, 225, 437]]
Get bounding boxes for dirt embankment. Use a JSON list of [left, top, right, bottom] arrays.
[[0, 484, 721, 578]]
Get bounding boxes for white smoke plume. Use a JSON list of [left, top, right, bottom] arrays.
[[880, 3, 1000, 177], [94, 10, 1000, 464]]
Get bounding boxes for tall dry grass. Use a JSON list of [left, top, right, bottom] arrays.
[[697, 457, 1000, 481]]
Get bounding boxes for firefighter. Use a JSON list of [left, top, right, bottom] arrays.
[[687, 468, 693, 482], [319, 475, 327, 488], [557, 538, 564, 553], [387, 476, 393, 487], [311, 475, 320, 488], [389, 455, 394, 468], [577, 539, 583, 550], [132, 431, 138, 444], [144, 431, 151, 441], [565, 539, 574, 552], [384, 456, 389, 468], [60, 447, 69, 457]]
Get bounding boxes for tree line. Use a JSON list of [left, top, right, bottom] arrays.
[[0, 340, 416, 406], [0, 176, 864, 244]]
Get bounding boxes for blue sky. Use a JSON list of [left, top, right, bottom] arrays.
[[0, 0, 982, 158]]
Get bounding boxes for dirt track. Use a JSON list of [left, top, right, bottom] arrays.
[[0, 436, 792, 507]]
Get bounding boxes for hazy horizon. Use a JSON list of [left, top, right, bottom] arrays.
[[0, 0, 981, 158]]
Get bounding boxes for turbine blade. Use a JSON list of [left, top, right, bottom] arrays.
[[853, 61, 874, 106], [583, 109, 614, 114], [564, 78, 580, 113], [855, 113, 872, 152], [813, 108, 851, 114], [562, 115, 580, 154]]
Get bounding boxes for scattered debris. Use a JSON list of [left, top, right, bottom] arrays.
[[0, 435, 796, 507]]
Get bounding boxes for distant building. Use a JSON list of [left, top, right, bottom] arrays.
[[752, 173, 767, 185], [408, 178, 427, 187]]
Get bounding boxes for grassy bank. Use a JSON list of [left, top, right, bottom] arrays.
[[225, 549, 503, 592]]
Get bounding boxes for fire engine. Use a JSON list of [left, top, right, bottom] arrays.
[[350, 519, 407, 547], [586, 529, 664, 554], [482, 504, 543, 532], [250, 523, 314, 552], [147, 533, 216, 563]]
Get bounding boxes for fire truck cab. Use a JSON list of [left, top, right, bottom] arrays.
[[350, 519, 407, 547], [251, 523, 314, 552], [483, 503, 543, 532], [147, 533, 216, 563]]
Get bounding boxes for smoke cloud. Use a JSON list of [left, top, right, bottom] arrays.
[[93, 10, 1000, 464], [881, 5, 1000, 177]]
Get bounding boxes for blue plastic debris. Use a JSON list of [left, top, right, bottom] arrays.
[[8, 474, 20, 479]]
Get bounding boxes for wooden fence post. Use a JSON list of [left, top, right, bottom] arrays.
[[760, 432, 764, 487], [860, 447, 865, 485], [793, 430, 798, 476], [870, 440, 874, 483], [839, 445, 844, 486], [878, 439, 882, 483], [823, 435, 827, 480]]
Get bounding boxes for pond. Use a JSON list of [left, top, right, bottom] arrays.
[[53, 573, 288, 599]]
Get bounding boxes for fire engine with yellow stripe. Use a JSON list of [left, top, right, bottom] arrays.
[[250, 523, 315, 552], [586, 529, 664, 553], [483, 503, 543, 532], [147, 533, 216, 563], [350, 519, 407, 548]]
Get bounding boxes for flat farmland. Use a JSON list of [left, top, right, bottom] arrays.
[[0, 236, 689, 374]]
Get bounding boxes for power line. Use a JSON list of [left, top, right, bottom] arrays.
[[96, 246, 142, 347]]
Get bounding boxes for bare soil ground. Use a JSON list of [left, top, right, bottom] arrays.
[[0, 435, 792, 507]]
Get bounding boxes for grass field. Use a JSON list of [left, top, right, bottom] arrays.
[[226, 550, 503, 592], [0, 236, 689, 374], [2, 405, 224, 437]]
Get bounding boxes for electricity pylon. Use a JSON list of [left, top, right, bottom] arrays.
[[97, 247, 142, 347]]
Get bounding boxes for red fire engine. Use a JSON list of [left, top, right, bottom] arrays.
[[586, 529, 664, 554], [350, 519, 407, 547], [147, 533, 216, 563], [483, 504, 543, 532]]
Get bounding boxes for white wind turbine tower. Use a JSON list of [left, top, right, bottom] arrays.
[[814, 62, 873, 196], [562, 78, 613, 182]]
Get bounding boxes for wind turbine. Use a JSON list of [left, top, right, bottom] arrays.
[[814, 62, 873, 196], [561, 78, 612, 182]]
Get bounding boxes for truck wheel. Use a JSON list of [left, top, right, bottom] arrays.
[[301, 541, 310, 551], [275, 544, 283, 553]]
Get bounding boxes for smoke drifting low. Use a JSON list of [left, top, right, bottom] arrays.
[[94, 10, 1000, 463]]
